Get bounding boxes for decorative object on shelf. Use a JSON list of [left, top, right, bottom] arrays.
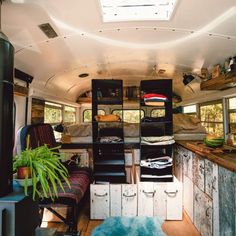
[[13, 141, 70, 200]]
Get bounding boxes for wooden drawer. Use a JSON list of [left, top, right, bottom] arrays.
[[90, 184, 110, 219], [122, 184, 137, 216], [154, 178, 182, 220]]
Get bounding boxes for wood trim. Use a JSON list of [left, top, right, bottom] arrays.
[[13, 84, 28, 97]]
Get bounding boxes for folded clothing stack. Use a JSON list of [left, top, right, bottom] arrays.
[[140, 156, 173, 169], [141, 136, 175, 145], [142, 93, 168, 106], [99, 136, 123, 143]]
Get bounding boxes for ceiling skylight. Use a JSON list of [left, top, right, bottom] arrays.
[[100, 0, 178, 22]]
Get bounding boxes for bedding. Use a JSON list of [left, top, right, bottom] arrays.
[[95, 114, 121, 122]]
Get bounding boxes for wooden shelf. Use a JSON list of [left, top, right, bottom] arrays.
[[200, 72, 236, 90]]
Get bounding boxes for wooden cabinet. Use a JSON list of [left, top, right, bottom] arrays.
[[218, 166, 236, 236]]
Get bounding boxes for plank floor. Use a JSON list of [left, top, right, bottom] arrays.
[[45, 200, 200, 236]]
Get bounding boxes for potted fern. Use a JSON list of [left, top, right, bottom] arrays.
[[13, 144, 70, 200]]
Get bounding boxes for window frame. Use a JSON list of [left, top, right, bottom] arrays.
[[227, 97, 236, 144]]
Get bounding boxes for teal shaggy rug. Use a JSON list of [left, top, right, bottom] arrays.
[[91, 216, 165, 236]]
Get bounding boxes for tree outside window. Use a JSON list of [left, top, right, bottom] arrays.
[[200, 101, 223, 137]]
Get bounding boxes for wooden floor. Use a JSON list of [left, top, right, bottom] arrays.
[[45, 201, 200, 236]]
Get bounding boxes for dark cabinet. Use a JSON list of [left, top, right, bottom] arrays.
[[92, 79, 126, 183], [139, 79, 173, 182]]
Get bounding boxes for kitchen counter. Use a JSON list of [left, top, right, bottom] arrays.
[[176, 140, 236, 173]]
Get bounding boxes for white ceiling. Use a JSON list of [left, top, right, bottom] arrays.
[[2, 0, 236, 103]]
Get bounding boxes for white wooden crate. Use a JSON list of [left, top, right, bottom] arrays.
[[90, 177, 182, 220], [122, 184, 137, 216], [90, 184, 110, 219]]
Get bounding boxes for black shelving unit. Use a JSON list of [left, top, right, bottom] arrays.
[[92, 79, 126, 183], [139, 79, 173, 182]]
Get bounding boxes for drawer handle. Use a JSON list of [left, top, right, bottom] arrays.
[[195, 193, 200, 202], [123, 193, 136, 198], [164, 190, 178, 197], [212, 176, 217, 190], [94, 193, 108, 197], [199, 164, 204, 174], [206, 207, 212, 217], [142, 190, 156, 197]]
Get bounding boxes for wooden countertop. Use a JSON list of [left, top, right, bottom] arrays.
[[176, 140, 236, 173]]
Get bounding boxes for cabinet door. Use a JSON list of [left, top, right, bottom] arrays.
[[153, 183, 167, 219], [90, 184, 110, 219], [138, 182, 155, 216], [122, 184, 137, 216], [219, 166, 236, 236], [201, 193, 213, 236], [182, 148, 193, 180], [205, 159, 213, 198], [194, 185, 213, 236], [174, 146, 183, 182], [183, 175, 194, 221], [193, 185, 203, 232], [193, 154, 205, 192], [166, 180, 183, 220], [110, 184, 122, 217], [212, 163, 219, 236]]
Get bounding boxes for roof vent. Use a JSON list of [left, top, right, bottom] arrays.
[[38, 23, 58, 38]]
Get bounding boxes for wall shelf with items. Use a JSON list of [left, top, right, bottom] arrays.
[[92, 79, 126, 183], [200, 71, 236, 90], [139, 79, 174, 182]]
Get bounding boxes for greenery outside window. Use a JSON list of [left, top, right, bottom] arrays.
[[151, 108, 165, 118], [228, 97, 236, 145], [200, 101, 224, 137], [112, 109, 144, 123], [83, 109, 105, 122], [183, 105, 197, 117], [64, 106, 76, 124], [44, 102, 62, 124]]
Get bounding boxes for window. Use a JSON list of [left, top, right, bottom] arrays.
[[112, 109, 144, 123], [83, 109, 105, 122], [228, 97, 236, 145], [151, 108, 165, 117], [44, 102, 62, 124], [183, 105, 197, 117], [64, 106, 76, 124], [200, 101, 224, 137]]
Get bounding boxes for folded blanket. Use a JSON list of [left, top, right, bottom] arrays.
[[142, 136, 174, 143], [141, 139, 175, 145]]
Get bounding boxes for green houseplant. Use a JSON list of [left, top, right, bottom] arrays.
[[13, 144, 70, 200]]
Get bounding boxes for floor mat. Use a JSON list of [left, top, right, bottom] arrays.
[[91, 216, 165, 236]]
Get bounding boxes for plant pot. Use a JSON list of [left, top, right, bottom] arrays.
[[17, 166, 32, 179]]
